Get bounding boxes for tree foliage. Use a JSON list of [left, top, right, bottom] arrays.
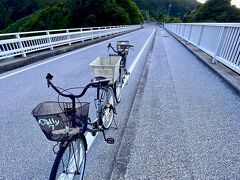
[[134, 0, 200, 20], [160, 15, 182, 23], [1, 0, 143, 33], [0, 0, 58, 30], [182, 0, 240, 22]]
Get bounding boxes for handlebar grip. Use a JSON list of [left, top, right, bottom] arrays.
[[107, 43, 111, 51], [46, 73, 53, 80], [46, 73, 53, 87]]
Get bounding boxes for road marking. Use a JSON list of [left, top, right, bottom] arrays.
[[123, 28, 156, 88], [0, 31, 139, 80], [85, 28, 156, 149], [128, 29, 155, 74]]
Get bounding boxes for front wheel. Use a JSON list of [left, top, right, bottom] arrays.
[[114, 68, 124, 103], [114, 78, 122, 103], [49, 138, 86, 180], [100, 87, 115, 129]]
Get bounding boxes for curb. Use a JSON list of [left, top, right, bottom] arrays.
[[0, 28, 142, 74], [164, 28, 240, 94]]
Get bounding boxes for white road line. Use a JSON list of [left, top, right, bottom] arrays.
[[123, 28, 156, 88], [128, 29, 155, 74], [0, 31, 139, 80], [85, 28, 156, 149]]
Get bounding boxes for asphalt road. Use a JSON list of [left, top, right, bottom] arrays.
[[1, 25, 239, 180], [0, 25, 156, 179]]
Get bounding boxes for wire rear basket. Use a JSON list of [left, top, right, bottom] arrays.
[[89, 56, 121, 84], [117, 41, 129, 55], [32, 101, 90, 142]]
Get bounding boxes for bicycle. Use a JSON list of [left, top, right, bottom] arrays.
[[32, 73, 116, 180], [107, 41, 134, 103]]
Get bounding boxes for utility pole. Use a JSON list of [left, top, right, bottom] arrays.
[[167, 1, 172, 18]]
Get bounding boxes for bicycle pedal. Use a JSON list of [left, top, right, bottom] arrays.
[[92, 121, 98, 129], [91, 131, 97, 136], [91, 121, 98, 136], [111, 105, 117, 114], [106, 138, 114, 144]]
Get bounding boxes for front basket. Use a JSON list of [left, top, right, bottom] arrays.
[[32, 101, 90, 142]]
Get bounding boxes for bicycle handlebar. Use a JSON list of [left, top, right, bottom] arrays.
[[46, 73, 100, 99], [107, 43, 134, 54]]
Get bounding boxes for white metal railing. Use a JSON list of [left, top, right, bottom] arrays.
[[164, 23, 240, 75], [0, 25, 140, 60]]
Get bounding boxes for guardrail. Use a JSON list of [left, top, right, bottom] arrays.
[[164, 23, 240, 75], [0, 25, 140, 60]]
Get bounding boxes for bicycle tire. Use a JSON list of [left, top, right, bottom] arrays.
[[114, 68, 124, 103], [49, 138, 86, 180], [100, 87, 115, 129]]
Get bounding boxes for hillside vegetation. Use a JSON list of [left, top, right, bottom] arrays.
[[183, 0, 240, 22], [0, 0, 58, 30], [1, 0, 143, 32], [3, 0, 238, 33], [135, 0, 200, 20]]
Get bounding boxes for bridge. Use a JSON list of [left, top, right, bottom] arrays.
[[0, 24, 239, 179]]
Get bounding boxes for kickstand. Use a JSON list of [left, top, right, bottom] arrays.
[[123, 74, 129, 86], [110, 117, 118, 129]]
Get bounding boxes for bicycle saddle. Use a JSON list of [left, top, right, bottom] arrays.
[[91, 76, 110, 87]]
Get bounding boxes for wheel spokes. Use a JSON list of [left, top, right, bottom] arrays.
[[58, 141, 85, 180]]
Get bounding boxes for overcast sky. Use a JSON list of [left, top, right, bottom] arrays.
[[197, 0, 240, 8]]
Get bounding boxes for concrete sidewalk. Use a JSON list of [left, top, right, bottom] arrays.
[[165, 28, 240, 94], [111, 27, 240, 179], [111, 28, 189, 179]]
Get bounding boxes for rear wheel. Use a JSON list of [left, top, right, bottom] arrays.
[[49, 138, 86, 180]]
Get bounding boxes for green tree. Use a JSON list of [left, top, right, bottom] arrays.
[[2, 0, 143, 33], [134, 0, 199, 20], [182, 0, 240, 22]]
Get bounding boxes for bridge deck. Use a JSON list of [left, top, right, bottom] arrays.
[[111, 28, 240, 179], [0, 25, 239, 179]]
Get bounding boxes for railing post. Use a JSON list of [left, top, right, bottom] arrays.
[[197, 25, 204, 47], [188, 25, 193, 41], [80, 28, 84, 42], [178, 24, 181, 35], [15, 34, 26, 58], [66, 29, 71, 46], [91, 28, 94, 40], [182, 24, 186, 37], [212, 27, 227, 63], [46, 31, 54, 50], [103, 27, 106, 37]]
